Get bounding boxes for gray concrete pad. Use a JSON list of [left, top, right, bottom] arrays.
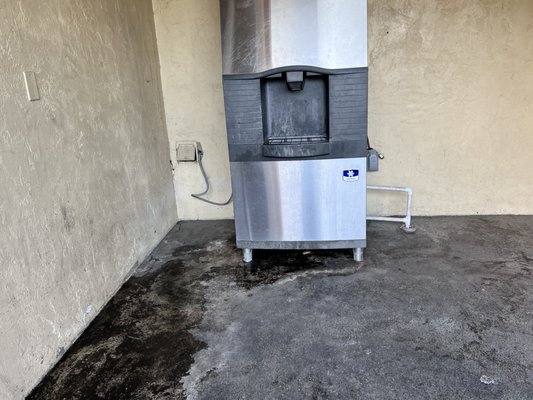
[[29, 217, 533, 399]]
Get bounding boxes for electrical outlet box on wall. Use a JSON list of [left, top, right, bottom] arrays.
[[176, 141, 200, 162]]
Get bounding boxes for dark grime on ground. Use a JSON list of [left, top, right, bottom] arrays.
[[29, 217, 533, 400]]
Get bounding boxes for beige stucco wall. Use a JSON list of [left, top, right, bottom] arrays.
[[153, 0, 232, 220], [0, 1, 176, 398], [155, 0, 533, 218], [368, 0, 533, 215]]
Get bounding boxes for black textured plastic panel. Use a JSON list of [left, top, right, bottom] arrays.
[[329, 69, 368, 142], [223, 68, 368, 161], [223, 79, 263, 145]]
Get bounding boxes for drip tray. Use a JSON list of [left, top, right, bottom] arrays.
[[267, 135, 327, 145], [263, 141, 330, 158]]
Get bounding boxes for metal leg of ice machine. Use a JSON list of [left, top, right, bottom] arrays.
[[220, 0, 369, 262], [243, 248, 253, 263], [354, 248, 364, 262]]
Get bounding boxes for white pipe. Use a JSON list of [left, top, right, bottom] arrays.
[[367, 185, 415, 231]]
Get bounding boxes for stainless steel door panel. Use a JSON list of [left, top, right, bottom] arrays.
[[231, 158, 366, 244], [220, 0, 368, 75]]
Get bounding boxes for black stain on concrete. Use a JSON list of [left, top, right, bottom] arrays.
[[27, 221, 352, 399], [231, 249, 354, 290], [28, 222, 236, 400], [28, 259, 207, 399], [27, 217, 533, 399]]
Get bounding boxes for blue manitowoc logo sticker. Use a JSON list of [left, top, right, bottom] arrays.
[[343, 169, 359, 182]]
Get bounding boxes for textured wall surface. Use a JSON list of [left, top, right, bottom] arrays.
[[0, 1, 176, 398], [155, 0, 533, 217], [367, 0, 533, 215], [153, 0, 232, 220]]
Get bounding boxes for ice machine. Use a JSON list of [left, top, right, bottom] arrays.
[[220, 0, 369, 262]]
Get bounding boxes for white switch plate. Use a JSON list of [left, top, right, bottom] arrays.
[[23, 71, 40, 101]]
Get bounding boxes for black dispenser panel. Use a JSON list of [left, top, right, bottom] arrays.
[[223, 68, 368, 162], [261, 72, 330, 158]]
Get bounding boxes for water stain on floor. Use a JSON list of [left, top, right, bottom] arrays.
[[28, 218, 533, 400], [29, 221, 352, 399]]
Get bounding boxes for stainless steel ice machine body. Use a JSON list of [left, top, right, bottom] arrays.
[[220, 0, 368, 74], [220, 0, 369, 262]]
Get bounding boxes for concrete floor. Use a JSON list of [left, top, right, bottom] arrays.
[[29, 217, 533, 399]]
